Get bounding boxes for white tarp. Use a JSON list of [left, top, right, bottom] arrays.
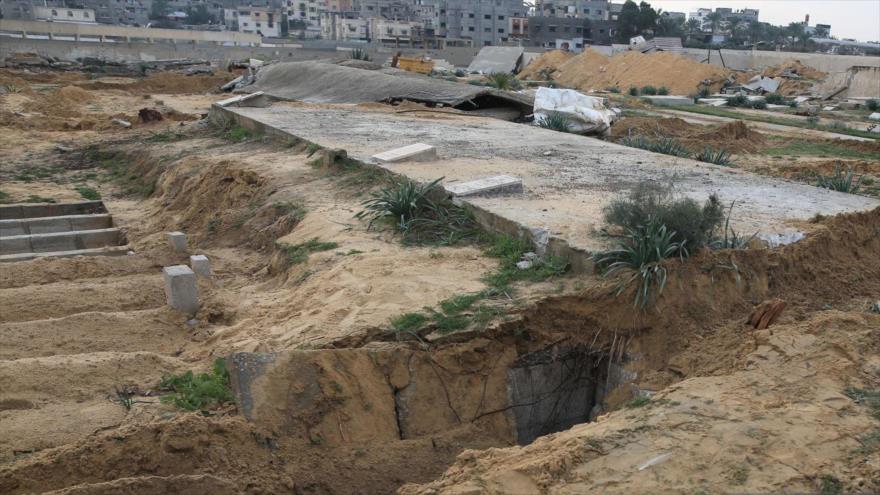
[[533, 87, 618, 135]]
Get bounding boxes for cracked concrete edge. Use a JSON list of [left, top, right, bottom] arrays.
[[209, 104, 596, 273]]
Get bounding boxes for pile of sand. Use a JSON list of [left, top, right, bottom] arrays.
[[518, 50, 575, 80], [611, 117, 767, 154], [761, 60, 827, 81], [520, 49, 732, 95]]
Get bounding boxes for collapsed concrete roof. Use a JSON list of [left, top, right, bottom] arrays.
[[246, 61, 533, 112], [467, 46, 525, 74]]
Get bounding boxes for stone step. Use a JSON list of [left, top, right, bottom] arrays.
[[0, 200, 107, 220], [371, 143, 437, 163], [0, 245, 131, 263], [0, 213, 113, 237], [0, 228, 125, 256]]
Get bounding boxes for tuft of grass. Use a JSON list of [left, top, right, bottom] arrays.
[[641, 85, 657, 96], [305, 143, 322, 157], [356, 177, 441, 230], [74, 185, 101, 200], [605, 86, 621, 93], [843, 387, 880, 420], [159, 358, 233, 412], [350, 48, 371, 61], [594, 217, 686, 310], [535, 112, 573, 133], [146, 130, 184, 143], [697, 86, 711, 99], [726, 95, 750, 108], [628, 86, 639, 96], [390, 312, 428, 334], [483, 235, 568, 294], [657, 86, 669, 95], [818, 475, 843, 495], [816, 165, 863, 193], [225, 125, 260, 141], [277, 237, 339, 265], [619, 135, 692, 158], [0, 190, 11, 204], [695, 146, 733, 166], [751, 100, 768, 110], [24, 195, 56, 203], [439, 293, 481, 315], [866, 99, 879, 111], [762, 140, 879, 160], [624, 396, 651, 408]]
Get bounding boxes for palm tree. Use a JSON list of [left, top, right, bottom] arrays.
[[686, 17, 701, 34], [706, 11, 723, 34]]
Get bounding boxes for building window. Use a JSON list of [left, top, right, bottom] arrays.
[[484, 14, 490, 19], [68, 10, 74, 16], [498, 28, 504, 33], [51, 9, 58, 15], [84, 11, 90, 17], [497, 15, 504, 20], [468, 26, 474, 31], [484, 27, 490, 32], [548, 26, 556, 32], [468, 13, 474, 18]]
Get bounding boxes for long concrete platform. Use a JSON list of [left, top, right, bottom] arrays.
[[213, 102, 879, 270]]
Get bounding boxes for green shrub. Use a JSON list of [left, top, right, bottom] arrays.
[[483, 235, 568, 293], [726, 95, 750, 107], [605, 86, 621, 93], [764, 93, 785, 105], [641, 85, 658, 95], [697, 87, 711, 99], [391, 312, 428, 334], [603, 182, 725, 251], [535, 112, 573, 133], [751, 100, 768, 110], [816, 165, 863, 193], [619, 135, 692, 158], [695, 146, 734, 166], [629, 86, 639, 96], [455, 69, 467, 77], [657, 87, 669, 95], [866, 99, 880, 111], [356, 178, 442, 230], [159, 359, 233, 412], [710, 201, 757, 249], [594, 217, 686, 309]]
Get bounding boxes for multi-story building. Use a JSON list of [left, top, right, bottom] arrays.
[[352, 0, 414, 20], [226, 5, 282, 36], [432, 0, 526, 46], [689, 7, 759, 33], [2, 0, 152, 25], [320, 11, 421, 42], [535, 0, 609, 21], [527, 15, 612, 48], [33, 6, 97, 23]]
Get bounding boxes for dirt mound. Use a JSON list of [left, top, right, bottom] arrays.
[[762, 60, 828, 81], [611, 117, 767, 154], [517, 50, 575, 80], [74, 72, 234, 95], [46, 475, 237, 495], [693, 120, 766, 153], [548, 49, 731, 94]]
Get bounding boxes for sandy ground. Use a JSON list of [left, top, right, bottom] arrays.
[[1, 66, 879, 495]]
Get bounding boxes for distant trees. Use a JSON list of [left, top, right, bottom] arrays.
[[184, 4, 214, 25], [614, 0, 660, 42]]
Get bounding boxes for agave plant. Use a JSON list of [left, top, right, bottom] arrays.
[[816, 165, 863, 193], [594, 218, 687, 310], [695, 146, 734, 166], [710, 201, 757, 249], [486, 72, 518, 91], [535, 112, 573, 133], [620, 135, 692, 158], [350, 48, 371, 61], [356, 177, 443, 231]]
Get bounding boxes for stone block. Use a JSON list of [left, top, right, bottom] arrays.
[[167, 231, 187, 252], [163, 265, 199, 316], [445, 175, 523, 197], [371, 143, 437, 163], [190, 254, 212, 277]]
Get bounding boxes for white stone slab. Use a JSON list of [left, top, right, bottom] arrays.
[[190, 254, 212, 277], [167, 231, 187, 252], [445, 175, 523, 197], [216, 91, 268, 108], [371, 143, 437, 163], [643, 95, 694, 106], [163, 265, 199, 316]]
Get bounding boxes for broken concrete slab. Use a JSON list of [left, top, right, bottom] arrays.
[[744, 75, 780, 94], [643, 95, 694, 106], [190, 254, 212, 277], [112, 118, 132, 129], [1, 228, 124, 255], [0, 200, 106, 220], [215, 91, 269, 108], [0, 245, 130, 263], [163, 265, 199, 316], [445, 175, 523, 197], [467, 46, 525, 74], [371, 143, 437, 163]]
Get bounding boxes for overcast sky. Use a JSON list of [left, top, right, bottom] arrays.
[[648, 0, 880, 42]]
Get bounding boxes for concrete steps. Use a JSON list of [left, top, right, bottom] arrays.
[[0, 201, 129, 262]]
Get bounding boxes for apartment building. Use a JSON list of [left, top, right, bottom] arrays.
[[689, 7, 759, 32], [433, 0, 527, 46], [33, 6, 97, 23], [1, 0, 152, 25], [226, 5, 282, 35], [535, 0, 609, 21], [320, 11, 421, 42]]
